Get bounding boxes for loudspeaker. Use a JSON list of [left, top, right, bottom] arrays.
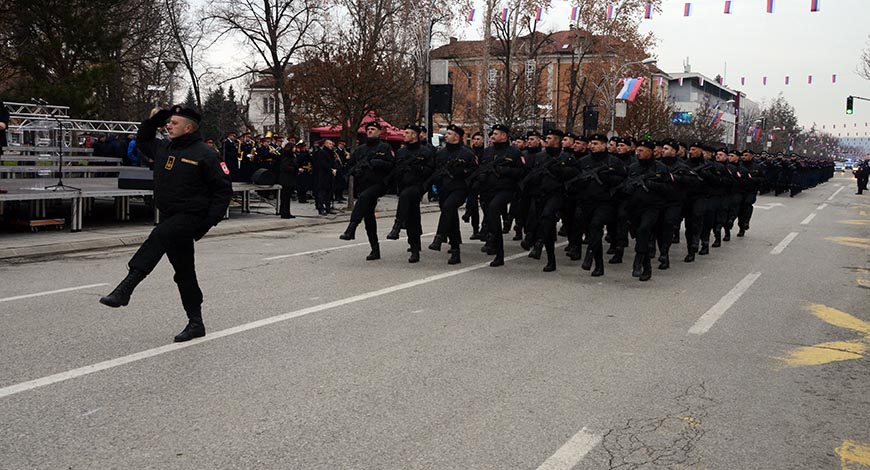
[[583, 108, 599, 131], [118, 169, 154, 190], [429, 84, 453, 114], [251, 168, 276, 186]]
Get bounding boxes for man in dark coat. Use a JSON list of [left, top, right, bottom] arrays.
[[625, 140, 674, 281], [99, 106, 233, 342], [429, 125, 477, 265], [386, 125, 436, 262], [312, 139, 338, 215], [278, 141, 297, 218]]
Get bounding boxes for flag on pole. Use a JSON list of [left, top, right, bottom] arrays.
[[684, 3, 692, 16], [762, 76, 767, 85], [616, 77, 646, 102], [678, 77, 684, 86], [606, 4, 616, 19], [740, 76, 745, 86], [656, 76, 663, 87], [785, 76, 790, 85], [711, 111, 725, 127], [808, 75, 813, 85], [832, 74, 837, 83], [570, 6, 579, 21], [535, 7, 543, 21], [699, 77, 705, 87], [467, 9, 475, 22], [766, 0, 774, 13], [810, 0, 820, 12], [644, 3, 654, 19], [724, 1, 732, 14], [500, 8, 509, 22], [754, 127, 762, 141]]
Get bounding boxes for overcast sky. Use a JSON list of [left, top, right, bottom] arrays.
[[452, 0, 870, 136]]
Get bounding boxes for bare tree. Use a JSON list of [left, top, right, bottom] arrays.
[[672, 100, 726, 144], [859, 35, 870, 81], [207, 0, 325, 135], [163, 0, 220, 109], [616, 81, 676, 138]]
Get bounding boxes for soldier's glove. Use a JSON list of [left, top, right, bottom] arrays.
[[149, 108, 172, 125]]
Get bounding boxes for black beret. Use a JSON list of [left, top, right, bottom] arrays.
[[661, 139, 679, 149], [588, 133, 608, 143], [716, 147, 728, 153], [637, 140, 656, 150], [471, 131, 483, 138], [365, 121, 382, 130], [446, 124, 465, 136], [525, 130, 542, 138], [491, 124, 510, 134], [170, 105, 201, 123], [677, 142, 687, 149], [577, 136, 589, 143], [617, 137, 630, 145], [727, 149, 740, 155], [742, 149, 755, 155], [565, 132, 578, 140], [688, 142, 704, 149], [404, 124, 423, 133], [703, 144, 716, 152], [609, 136, 620, 143], [545, 128, 565, 138]]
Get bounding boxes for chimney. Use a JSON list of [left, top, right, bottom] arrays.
[[449, 37, 457, 44]]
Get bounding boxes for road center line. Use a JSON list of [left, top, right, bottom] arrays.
[[0, 250, 532, 400], [800, 213, 817, 225], [816, 203, 828, 211], [536, 427, 602, 470], [771, 232, 799, 255], [688, 272, 762, 335], [827, 187, 844, 201], [263, 232, 436, 260], [0, 283, 109, 304]]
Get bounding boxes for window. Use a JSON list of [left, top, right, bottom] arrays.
[[448, 71, 454, 85], [263, 96, 276, 114], [466, 71, 473, 88]]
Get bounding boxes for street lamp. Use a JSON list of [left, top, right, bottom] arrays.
[[609, 57, 657, 138], [163, 59, 180, 106]]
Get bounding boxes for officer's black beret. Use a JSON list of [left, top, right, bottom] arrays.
[[565, 132, 578, 140], [742, 149, 755, 155], [491, 124, 510, 134], [170, 105, 201, 123], [677, 141, 687, 149], [703, 144, 717, 152], [577, 136, 589, 143], [545, 128, 565, 138], [688, 142, 704, 149], [365, 121, 382, 130], [525, 130, 542, 138], [661, 139, 679, 149], [588, 133, 608, 143], [716, 147, 728, 153], [609, 136, 619, 143], [404, 124, 423, 133], [617, 137, 630, 145], [446, 124, 465, 136], [637, 140, 656, 150]]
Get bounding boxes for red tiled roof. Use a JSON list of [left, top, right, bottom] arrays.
[[431, 29, 626, 60]]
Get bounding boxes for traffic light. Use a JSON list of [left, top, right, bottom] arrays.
[[846, 96, 854, 114]]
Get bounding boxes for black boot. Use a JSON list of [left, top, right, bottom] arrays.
[[469, 228, 482, 240], [340, 221, 359, 240], [606, 245, 615, 255], [672, 232, 680, 244], [366, 245, 380, 261], [723, 228, 731, 242], [490, 254, 504, 267], [386, 221, 402, 240], [658, 250, 670, 270], [632, 253, 643, 278], [512, 228, 523, 241], [568, 246, 583, 261], [174, 316, 205, 342], [543, 249, 556, 272], [699, 243, 710, 255], [608, 247, 624, 264], [591, 249, 604, 277], [581, 248, 594, 271], [712, 233, 722, 248], [520, 236, 532, 251], [448, 247, 461, 265], [99, 269, 147, 308], [639, 254, 652, 281], [408, 250, 420, 263], [528, 241, 543, 260], [684, 248, 696, 263], [737, 227, 746, 237], [428, 234, 444, 251]]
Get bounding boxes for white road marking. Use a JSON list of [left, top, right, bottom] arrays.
[[0, 251, 533, 400], [771, 232, 799, 255], [816, 203, 828, 211], [688, 272, 762, 335], [800, 213, 817, 225], [263, 232, 436, 261], [827, 187, 844, 201], [536, 427, 602, 470], [0, 283, 109, 304]]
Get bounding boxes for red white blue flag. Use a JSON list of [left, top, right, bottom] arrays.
[[606, 4, 616, 19], [467, 9, 475, 22], [724, 1, 732, 14], [785, 75, 790, 85], [500, 8, 509, 22], [766, 0, 774, 13], [807, 75, 813, 85], [616, 77, 646, 102], [644, 3, 653, 19], [711, 111, 725, 127], [684, 3, 692, 16], [832, 74, 837, 83], [740, 76, 745, 86], [571, 6, 579, 21], [810, 0, 820, 12], [535, 7, 543, 21], [762, 76, 768, 85]]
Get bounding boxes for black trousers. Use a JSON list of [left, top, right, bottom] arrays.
[[631, 206, 663, 255], [486, 190, 515, 256], [738, 192, 757, 229], [315, 186, 332, 213], [684, 197, 707, 252], [703, 195, 722, 243], [349, 183, 387, 246], [580, 203, 615, 256], [128, 213, 206, 318], [465, 191, 480, 230], [857, 175, 868, 193], [536, 193, 563, 255], [279, 184, 295, 217], [608, 198, 630, 249], [437, 187, 468, 247], [657, 203, 683, 254], [724, 192, 742, 230], [396, 184, 426, 251]]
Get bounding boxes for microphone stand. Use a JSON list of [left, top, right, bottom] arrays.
[[44, 107, 79, 191]]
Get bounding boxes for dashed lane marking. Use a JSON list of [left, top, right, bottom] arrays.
[[0, 284, 109, 304], [816, 203, 828, 211], [771, 232, 799, 255], [828, 187, 845, 201], [263, 232, 435, 260], [688, 272, 762, 335], [800, 213, 817, 225], [535, 427, 602, 470]]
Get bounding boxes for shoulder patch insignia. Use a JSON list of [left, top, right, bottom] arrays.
[[180, 158, 200, 166], [220, 161, 230, 175], [165, 155, 176, 170]]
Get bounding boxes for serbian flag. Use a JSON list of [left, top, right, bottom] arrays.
[[466, 9, 475, 22], [616, 77, 645, 102], [740, 76, 745, 86], [724, 1, 732, 14], [766, 0, 774, 13], [535, 7, 543, 21], [785, 76, 790, 85], [810, 0, 820, 12], [808, 75, 813, 85], [684, 3, 692, 16], [754, 127, 762, 141], [606, 4, 616, 19], [711, 111, 725, 127], [644, 3, 653, 19], [832, 74, 837, 83], [500, 8, 509, 22], [571, 6, 579, 21], [762, 76, 768, 86]]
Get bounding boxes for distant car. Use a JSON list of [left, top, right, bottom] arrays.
[[834, 163, 846, 172]]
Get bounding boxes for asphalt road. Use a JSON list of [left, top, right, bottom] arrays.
[[1, 176, 868, 469]]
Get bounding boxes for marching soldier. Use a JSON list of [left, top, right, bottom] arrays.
[[683, 143, 713, 262], [386, 125, 436, 263], [737, 150, 765, 236], [429, 124, 476, 264], [656, 139, 690, 269], [625, 140, 674, 282]]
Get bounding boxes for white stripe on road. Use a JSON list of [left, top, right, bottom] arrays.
[[771, 232, 799, 255], [0, 283, 109, 304], [816, 203, 828, 211], [800, 213, 817, 225], [536, 427, 602, 470], [827, 187, 844, 201], [263, 232, 436, 260], [0, 250, 533, 400], [688, 272, 762, 335]]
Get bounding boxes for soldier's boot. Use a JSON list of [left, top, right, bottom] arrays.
[[569, 244, 583, 261], [340, 221, 359, 240], [428, 234, 444, 251], [737, 227, 746, 237], [461, 210, 471, 223], [723, 228, 731, 242], [632, 253, 643, 278], [469, 227, 482, 240], [174, 314, 205, 342], [557, 225, 568, 237], [448, 246, 461, 265], [591, 248, 605, 277], [490, 251, 505, 267], [672, 231, 680, 244], [606, 244, 615, 255], [528, 241, 543, 260], [684, 247, 696, 263], [698, 242, 710, 255], [502, 219, 511, 234], [520, 235, 533, 251], [408, 248, 420, 264], [366, 244, 381, 261], [512, 227, 523, 241], [639, 254, 652, 282], [608, 247, 624, 264], [543, 247, 557, 273], [712, 232, 722, 248], [658, 249, 670, 270], [386, 221, 402, 240], [581, 248, 594, 271], [99, 269, 147, 308]]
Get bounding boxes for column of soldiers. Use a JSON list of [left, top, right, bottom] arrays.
[[335, 123, 833, 280]]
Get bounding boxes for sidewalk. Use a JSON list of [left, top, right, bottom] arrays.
[[0, 195, 442, 260]]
